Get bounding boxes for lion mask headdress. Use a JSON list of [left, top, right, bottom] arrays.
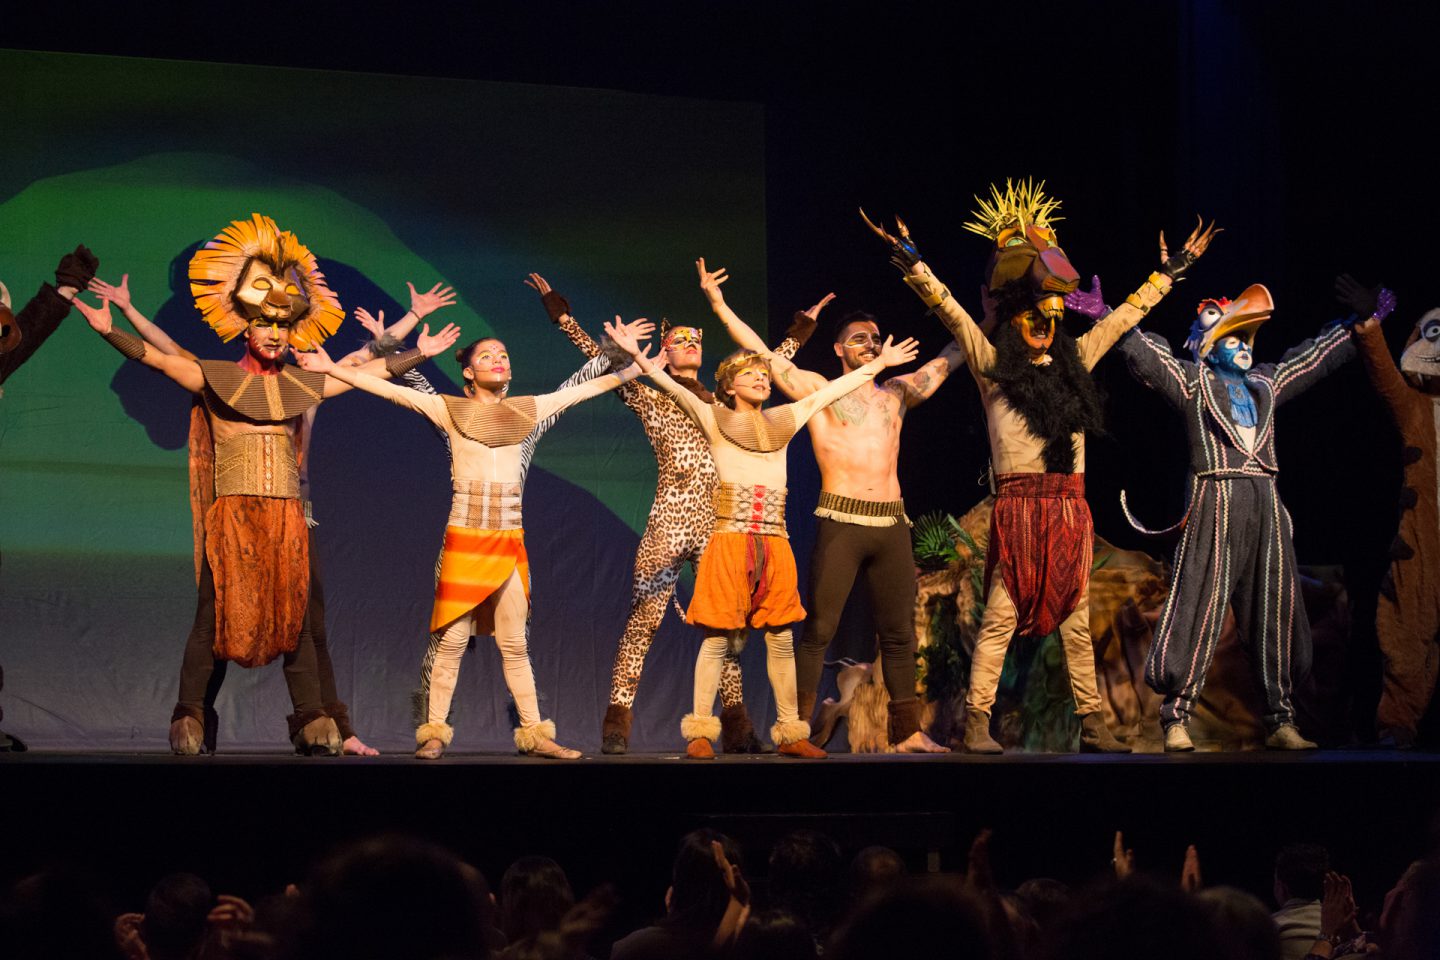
[[188, 213, 344, 351]]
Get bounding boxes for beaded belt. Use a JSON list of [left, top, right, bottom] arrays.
[[814, 491, 909, 527], [449, 479, 523, 530], [213, 433, 300, 499], [713, 482, 787, 538]]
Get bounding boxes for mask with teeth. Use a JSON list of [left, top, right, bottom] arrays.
[[1399, 307, 1440, 382]]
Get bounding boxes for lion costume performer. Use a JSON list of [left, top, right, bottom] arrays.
[[865, 180, 1215, 753], [79, 214, 443, 755], [1068, 278, 1370, 750], [533, 278, 814, 754]]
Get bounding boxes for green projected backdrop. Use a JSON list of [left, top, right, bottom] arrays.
[[0, 49, 768, 750]]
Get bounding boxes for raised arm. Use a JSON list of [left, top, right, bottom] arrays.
[[1075, 218, 1219, 368], [1, 247, 97, 384], [903, 261, 995, 375], [88, 273, 194, 360], [790, 335, 920, 427], [1067, 275, 1191, 410], [532, 318, 645, 421], [528, 272, 605, 360], [384, 281, 457, 344], [1353, 316, 1413, 424], [1268, 323, 1357, 407], [860, 211, 995, 376], [884, 340, 964, 409], [74, 295, 205, 393], [696, 258, 825, 398], [1262, 281, 1391, 406], [606, 317, 714, 431]]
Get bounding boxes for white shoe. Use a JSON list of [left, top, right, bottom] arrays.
[[1164, 724, 1195, 752]]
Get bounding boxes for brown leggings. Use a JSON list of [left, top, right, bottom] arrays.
[[797, 518, 918, 705]]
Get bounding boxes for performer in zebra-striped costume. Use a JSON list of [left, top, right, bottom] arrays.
[[1068, 278, 1378, 750], [298, 317, 646, 759]]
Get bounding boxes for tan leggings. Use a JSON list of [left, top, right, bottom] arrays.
[[424, 570, 541, 728], [692, 628, 799, 723], [966, 580, 1103, 716]]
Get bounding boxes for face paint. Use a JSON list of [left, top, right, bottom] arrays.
[[245, 317, 294, 363], [842, 331, 882, 348], [1012, 309, 1056, 355], [465, 340, 512, 394], [663, 327, 703, 349], [662, 326, 703, 376], [1207, 335, 1253, 375]]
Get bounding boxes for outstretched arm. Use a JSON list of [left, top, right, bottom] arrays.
[[88, 274, 195, 360], [884, 340, 964, 408], [1265, 286, 1388, 406], [1, 247, 98, 384], [528, 272, 605, 360], [696, 258, 825, 397], [606, 317, 715, 431], [859, 211, 995, 376], [1068, 276, 1191, 410], [532, 317, 645, 421], [789, 335, 920, 427], [384, 281, 457, 344], [74, 295, 205, 393], [295, 343, 448, 425], [318, 323, 462, 398], [1075, 219, 1219, 367], [903, 261, 995, 376]]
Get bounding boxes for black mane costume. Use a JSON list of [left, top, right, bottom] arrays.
[[984, 319, 1105, 474]]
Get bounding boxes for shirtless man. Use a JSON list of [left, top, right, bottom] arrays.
[[696, 259, 957, 752]]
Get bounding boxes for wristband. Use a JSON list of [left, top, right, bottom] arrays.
[[385, 347, 425, 377], [103, 327, 148, 361]]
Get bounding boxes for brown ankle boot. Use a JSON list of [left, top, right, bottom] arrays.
[[720, 704, 762, 753], [1078, 712, 1130, 753], [601, 703, 632, 755], [291, 715, 342, 756], [962, 708, 1003, 754], [169, 716, 205, 756]]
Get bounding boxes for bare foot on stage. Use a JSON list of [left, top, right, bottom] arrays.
[[896, 731, 951, 754], [342, 736, 380, 757]]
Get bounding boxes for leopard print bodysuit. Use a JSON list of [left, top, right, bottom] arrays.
[[553, 314, 804, 710]]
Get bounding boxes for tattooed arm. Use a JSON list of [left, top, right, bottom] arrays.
[[883, 340, 964, 409]]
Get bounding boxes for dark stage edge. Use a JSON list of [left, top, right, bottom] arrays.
[[5, 750, 1440, 922]]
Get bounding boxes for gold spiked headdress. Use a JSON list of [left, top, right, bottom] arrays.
[[962, 179, 1064, 240], [188, 213, 344, 350]]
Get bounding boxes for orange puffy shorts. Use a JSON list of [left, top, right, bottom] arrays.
[[687, 530, 805, 630]]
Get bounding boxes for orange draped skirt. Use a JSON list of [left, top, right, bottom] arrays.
[[687, 530, 805, 630], [431, 526, 530, 633], [205, 495, 309, 668]]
